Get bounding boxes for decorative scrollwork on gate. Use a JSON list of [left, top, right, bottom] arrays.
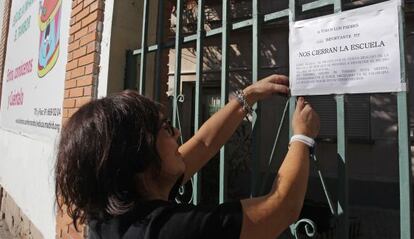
[[173, 94, 194, 204], [175, 179, 194, 204], [290, 218, 317, 239]]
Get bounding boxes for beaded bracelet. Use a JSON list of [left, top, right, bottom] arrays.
[[235, 89, 253, 115]]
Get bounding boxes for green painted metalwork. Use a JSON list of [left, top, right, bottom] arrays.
[[219, 0, 229, 204], [173, 0, 184, 128], [288, 0, 297, 139], [139, 0, 149, 95], [193, 0, 205, 205], [154, 0, 165, 101], [288, 1, 317, 237], [332, 2, 349, 238], [251, 0, 262, 197], [397, 1, 412, 238], [133, 13, 291, 56], [397, 91, 412, 239], [336, 95, 349, 239], [131, 1, 412, 237], [302, 0, 334, 12], [264, 9, 289, 22]]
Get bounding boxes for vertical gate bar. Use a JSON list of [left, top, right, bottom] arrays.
[[397, 1, 412, 238], [219, 0, 229, 203], [154, 0, 165, 101], [288, 0, 296, 139], [336, 95, 348, 239], [333, 0, 341, 13], [139, 0, 149, 95], [173, 0, 184, 127], [251, 0, 262, 197], [397, 91, 412, 239], [397, 92, 412, 239], [287, 1, 297, 235], [332, 1, 348, 239], [193, 0, 205, 205]]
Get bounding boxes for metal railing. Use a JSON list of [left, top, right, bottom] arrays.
[[129, 0, 412, 238]]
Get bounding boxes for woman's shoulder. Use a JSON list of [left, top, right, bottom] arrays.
[[88, 200, 243, 239]]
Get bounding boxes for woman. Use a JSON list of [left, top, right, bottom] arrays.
[[55, 74, 319, 239]]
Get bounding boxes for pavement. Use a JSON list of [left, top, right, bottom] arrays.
[[0, 219, 12, 239]]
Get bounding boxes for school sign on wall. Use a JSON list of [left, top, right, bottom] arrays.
[[0, 0, 71, 140]]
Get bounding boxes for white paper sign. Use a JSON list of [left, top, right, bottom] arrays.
[[0, 0, 71, 140], [289, 0, 404, 96]]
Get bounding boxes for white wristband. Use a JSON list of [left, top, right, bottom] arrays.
[[290, 134, 315, 148]]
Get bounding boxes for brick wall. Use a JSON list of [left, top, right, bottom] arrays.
[[57, 0, 104, 238], [0, 0, 11, 103]]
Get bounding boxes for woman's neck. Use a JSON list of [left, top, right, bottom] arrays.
[[135, 173, 172, 201]]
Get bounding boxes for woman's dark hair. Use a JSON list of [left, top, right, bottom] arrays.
[[55, 90, 162, 229]]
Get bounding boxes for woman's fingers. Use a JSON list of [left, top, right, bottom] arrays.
[[292, 97, 320, 138], [244, 74, 290, 103], [296, 97, 305, 112], [272, 84, 290, 95], [267, 74, 289, 85]]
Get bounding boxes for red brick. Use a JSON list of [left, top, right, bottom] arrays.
[[76, 75, 94, 86], [78, 52, 98, 66], [66, 60, 78, 71], [71, 67, 85, 78], [69, 88, 84, 97], [84, 86, 94, 96], [94, 21, 103, 33], [58, 2, 103, 235], [68, 40, 80, 53], [84, 63, 97, 74], [75, 97, 91, 108], [65, 71, 72, 80], [73, 46, 87, 59], [72, 0, 80, 9], [86, 41, 99, 54], [75, 7, 90, 23], [69, 21, 82, 35], [74, 27, 88, 41], [65, 79, 77, 89], [81, 10, 103, 27], [71, 3, 83, 18], [80, 32, 98, 46], [84, 0, 97, 7], [87, 21, 98, 33], [63, 99, 76, 108], [90, 1, 104, 12], [63, 109, 69, 118], [67, 52, 73, 62], [68, 108, 78, 118]]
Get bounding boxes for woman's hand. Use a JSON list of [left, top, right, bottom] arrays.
[[243, 74, 289, 106], [292, 97, 320, 138]]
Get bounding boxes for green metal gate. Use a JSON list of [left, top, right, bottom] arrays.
[[127, 0, 412, 238]]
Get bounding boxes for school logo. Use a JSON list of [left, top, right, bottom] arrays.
[[38, 0, 61, 77]]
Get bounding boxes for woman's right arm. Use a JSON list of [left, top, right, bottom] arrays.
[[240, 97, 320, 239]]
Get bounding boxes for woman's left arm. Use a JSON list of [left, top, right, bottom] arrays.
[[178, 74, 289, 183]]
